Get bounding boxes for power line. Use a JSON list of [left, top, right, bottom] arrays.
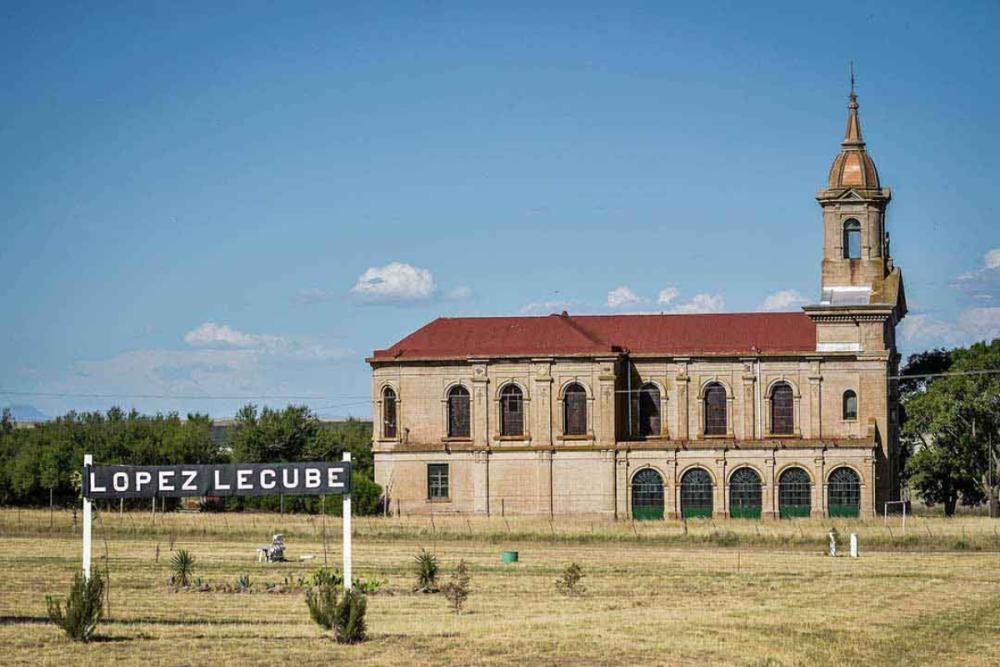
[[890, 369, 1000, 381]]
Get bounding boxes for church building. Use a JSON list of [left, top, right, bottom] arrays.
[[368, 88, 906, 519]]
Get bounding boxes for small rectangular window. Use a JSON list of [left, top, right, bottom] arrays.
[[427, 464, 449, 500]]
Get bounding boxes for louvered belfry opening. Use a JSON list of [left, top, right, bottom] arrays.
[[447, 385, 471, 438], [563, 383, 587, 436], [704, 383, 727, 436], [770, 383, 794, 435], [499, 384, 524, 437], [382, 387, 397, 438]]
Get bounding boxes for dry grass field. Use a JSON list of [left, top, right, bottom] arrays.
[[1, 509, 999, 666]]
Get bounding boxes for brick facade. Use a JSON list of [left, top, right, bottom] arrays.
[[369, 89, 905, 519]]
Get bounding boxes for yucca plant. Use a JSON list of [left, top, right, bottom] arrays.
[[47, 572, 105, 642], [413, 549, 439, 592], [236, 574, 252, 592], [171, 549, 195, 587]]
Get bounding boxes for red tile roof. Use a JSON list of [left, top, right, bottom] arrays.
[[371, 312, 817, 360]]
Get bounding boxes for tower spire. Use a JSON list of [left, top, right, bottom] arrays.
[[844, 62, 864, 146]]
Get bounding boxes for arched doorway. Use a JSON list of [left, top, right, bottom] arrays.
[[778, 467, 812, 519], [729, 467, 762, 519], [828, 467, 861, 518], [631, 468, 664, 520], [680, 468, 713, 519]]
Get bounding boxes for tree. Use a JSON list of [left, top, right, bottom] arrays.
[[903, 339, 1000, 516]]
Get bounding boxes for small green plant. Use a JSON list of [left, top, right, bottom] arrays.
[[305, 583, 367, 644], [441, 560, 471, 614], [171, 549, 195, 587], [413, 549, 439, 592], [310, 567, 342, 589], [237, 574, 252, 592], [46, 572, 105, 642], [555, 562, 586, 596], [354, 578, 385, 594]]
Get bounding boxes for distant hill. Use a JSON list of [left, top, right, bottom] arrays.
[[3, 404, 50, 422]]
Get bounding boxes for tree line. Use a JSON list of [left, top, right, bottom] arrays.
[[901, 338, 999, 516], [0, 405, 381, 514]]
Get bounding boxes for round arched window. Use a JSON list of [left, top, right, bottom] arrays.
[[778, 467, 812, 519], [828, 467, 861, 518], [680, 468, 713, 519], [729, 468, 762, 519], [499, 384, 524, 437], [447, 385, 471, 438], [631, 468, 664, 521]]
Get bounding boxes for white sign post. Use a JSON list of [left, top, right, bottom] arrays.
[[342, 451, 352, 590], [82, 454, 93, 580]]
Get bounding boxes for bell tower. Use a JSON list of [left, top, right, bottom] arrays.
[[806, 79, 906, 356], [816, 78, 895, 299], [804, 76, 908, 509]]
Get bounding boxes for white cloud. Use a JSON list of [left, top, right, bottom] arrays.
[[184, 322, 261, 348], [986, 248, 1000, 270], [758, 289, 809, 312], [295, 287, 337, 305], [952, 247, 999, 301], [607, 286, 645, 310], [900, 307, 1000, 347], [444, 285, 474, 301], [670, 293, 726, 314], [184, 322, 349, 361], [657, 287, 679, 305], [351, 262, 436, 303], [520, 299, 579, 315]]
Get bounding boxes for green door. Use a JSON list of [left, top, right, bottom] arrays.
[[681, 468, 713, 519], [729, 468, 762, 519], [828, 467, 861, 518], [778, 468, 812, 519], [631, 468, 664, 520]]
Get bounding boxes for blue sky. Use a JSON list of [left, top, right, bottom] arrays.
[[2, 1, 998, 419]]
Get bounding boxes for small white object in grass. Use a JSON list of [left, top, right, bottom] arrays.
[[298, 554, 315, 561], [849, 533, 859, 558]]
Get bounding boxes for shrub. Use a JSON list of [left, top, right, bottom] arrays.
[[171, 549, 195, 587], [555, 562, 586, 596], [236, 574, 252, 592], [413, 549, 439, 592], [310, 568, 343, 589], [305, 583, 367, 644], [441, 560, 471, 614], [46, 572, 105, 642]]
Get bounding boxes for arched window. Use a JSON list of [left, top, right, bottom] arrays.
[[638, 383, 661, 437], [770, 382, 794, 435], [563, 383, 588, 436], [828, 467, 861, 518], [382, 387, 397, 439], [842, 390, 858, 421], [680, 468, 713, 519], [704, 383, 727, 436], [631, 468, 664, 521], [843, 219, 862, 259], [778, 467, 812, 519], [447, 385, 471, 438], [499, 384, 524, 437], [729, 467, 762, 519]]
